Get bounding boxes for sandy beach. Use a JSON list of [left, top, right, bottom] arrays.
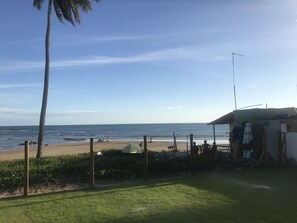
[[0, 140, 189, 161]]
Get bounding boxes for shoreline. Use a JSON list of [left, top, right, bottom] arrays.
[[0, 140, 229, 161], [0, 140, 189, 161]]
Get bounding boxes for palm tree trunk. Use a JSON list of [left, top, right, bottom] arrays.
[[37, 0, 53, 158]]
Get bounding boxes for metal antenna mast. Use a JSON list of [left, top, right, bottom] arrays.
[[232, 52, 244, 110]]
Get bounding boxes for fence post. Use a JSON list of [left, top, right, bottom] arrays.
[[89, 138, 95, 187], [24, 141, 29, 197], [190, 134, 194, 158], [144, 135, 148, 182], [189, 134, 194, 175]]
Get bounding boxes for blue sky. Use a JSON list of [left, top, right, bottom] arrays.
[[0, 0, 297, 125]]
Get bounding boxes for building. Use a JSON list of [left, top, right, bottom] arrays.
[[209, 107, 297, 161]]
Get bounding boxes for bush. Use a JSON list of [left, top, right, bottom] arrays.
[[0, 150, 224, 191], [0, 160, 24, 190]]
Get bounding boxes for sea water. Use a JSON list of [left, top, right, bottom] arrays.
[[0, 123, 229, 150]]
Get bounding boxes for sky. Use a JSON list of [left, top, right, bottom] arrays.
[[0, 0, 297, 126]]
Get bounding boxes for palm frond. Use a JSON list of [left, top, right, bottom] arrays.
[[33, 0, 44, 10], [75, 0, 92, 12], [54, 0, 75, 25], [71, 3, 81, 24], [53, 1, 64, 23], [35, 0, 100, 25]]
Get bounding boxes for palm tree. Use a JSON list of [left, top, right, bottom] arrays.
[[33, 0, 100, 158]]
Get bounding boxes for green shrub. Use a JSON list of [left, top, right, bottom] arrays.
[[0, 150, 225, 191]]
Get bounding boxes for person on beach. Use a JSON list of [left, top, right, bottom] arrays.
[[231, 126, 242, 160], [149, 136, 153, 143], [202, 140, 211, 157], [193, 142, 199, 157], [211, 142, 217, 156]]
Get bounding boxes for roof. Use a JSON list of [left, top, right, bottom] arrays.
[[208, 112, 233, 125], [208, 107, 297, 125]]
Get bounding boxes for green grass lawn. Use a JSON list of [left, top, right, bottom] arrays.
[[0, 166, 296, 223]]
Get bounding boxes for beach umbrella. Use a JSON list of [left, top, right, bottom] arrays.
[[122, 143, 144, 154]]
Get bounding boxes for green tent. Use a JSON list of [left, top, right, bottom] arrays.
[[122, 143, 144, 154]]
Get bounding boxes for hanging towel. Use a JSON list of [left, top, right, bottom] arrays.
[[242, 122, 252, 144]]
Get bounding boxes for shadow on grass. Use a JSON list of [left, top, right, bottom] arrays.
[[0, 179, 177, 208], [1, 166, 297, 223]]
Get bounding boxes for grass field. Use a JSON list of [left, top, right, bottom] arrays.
[[0, 166, 296, 223]]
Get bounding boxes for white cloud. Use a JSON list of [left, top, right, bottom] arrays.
[[0, 107, 38, 116], [54, 35, 154, 46], [51, 32, 208, 47], [0, 45, 227, 74], [0, 83, 42, 89], [0, 108, 106, 125], [0, 61, 44, 74], [161, 106, 183, 111], [0, 107, 104, 117], [47, 110, 104, 117]]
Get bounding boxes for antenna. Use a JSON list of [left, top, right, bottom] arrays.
[[232, 52, 244, 110], [238, 104, 263, 110]]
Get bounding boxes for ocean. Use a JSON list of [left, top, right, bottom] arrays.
[[0, 123, 229, 150]]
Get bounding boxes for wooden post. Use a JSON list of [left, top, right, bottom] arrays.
[[282, 133, 287, 164], [173, 132, 177, 151], [190, 134, 194, 158], [186, 135, 189, 152], [89, 138, 95, 187], [24, 141, 29, 197], [212, 125, 216, 144], [277, 132, 281, 163], [144, 135, 148, 182], [262, 129, 267, 163], [189, 134, 194, 175]]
